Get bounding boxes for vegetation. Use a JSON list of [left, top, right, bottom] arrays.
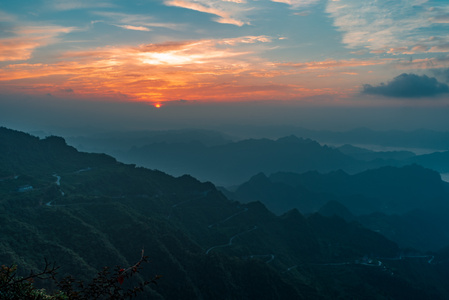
[[2, 126, 449, 299], [0, 251, 160, 300], [1, 263, 65, 299]]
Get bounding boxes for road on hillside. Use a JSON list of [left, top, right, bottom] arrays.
[[206, 226, 258, 254]]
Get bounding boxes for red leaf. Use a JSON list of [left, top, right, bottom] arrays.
[[117, 276, 124, 285]]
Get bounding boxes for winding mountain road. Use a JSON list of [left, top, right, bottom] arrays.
[[208, 208, 248, 228], [206, 225, 258, 254], [53, 174, 64, 196]]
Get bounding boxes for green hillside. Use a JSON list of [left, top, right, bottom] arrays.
[[1, 127, 449, 299]]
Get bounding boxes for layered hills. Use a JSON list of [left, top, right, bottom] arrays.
[[114, 136, 361, 185], [60, 128, 449, 187], [68, 132, 449, 186], [225, 166, 449, 251], [1, 127, 449, 299]]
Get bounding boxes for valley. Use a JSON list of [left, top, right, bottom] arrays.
[[2, 127, 449, 299]]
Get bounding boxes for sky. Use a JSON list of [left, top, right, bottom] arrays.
[[1, 0, 449, 134]]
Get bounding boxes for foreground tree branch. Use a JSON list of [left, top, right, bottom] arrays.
[[0, 250, 161, 300]]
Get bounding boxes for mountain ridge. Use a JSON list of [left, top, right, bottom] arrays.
[[1, 126, 449, 299]]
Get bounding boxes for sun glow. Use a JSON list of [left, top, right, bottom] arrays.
[[0, 35, 392, 102], [140, 52, 197, 65]]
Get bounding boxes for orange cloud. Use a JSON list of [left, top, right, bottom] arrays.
[[0, 25, 76, 61], [396, 56, 449, 70], [138, 41, 194, 52], [114, 24, 151, 31], [0, 37, 372, 102], [0, 37, 43, 61], [277, 58, 393, 70], [163, 0, 247, 26]]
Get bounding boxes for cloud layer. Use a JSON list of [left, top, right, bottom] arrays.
[[0, 23, 75, 61], [362, 73, 449, 98], [1, 1, 449, 105], [326, 0, 449, 55]]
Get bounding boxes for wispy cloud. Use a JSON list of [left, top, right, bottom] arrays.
[[270, 0, 320, 9], [0, 36, 271, 99], [162, 0, 320, 26], [0, 36, 351, 101], [277, 58, 393, 70], [0, 10, 16, 22], [326, 0, 449, 55], [218, 36, 272, 45], [3, 1, 446, 104], [136, 40, 249, 65], [92, 11, 180, 30], [0, 38, 43, 61], [0, 25, 76, 61], [163, 0, 249, 26], [396, 55, 449, 70], [48, 0, 115, 11], [429, 6, 449, 23], [432, 68, 449, 83], [113, 24, 151, 32], [431, 14, 449, 24]]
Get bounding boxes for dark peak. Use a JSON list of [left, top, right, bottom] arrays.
[[244, 201, 276, 217], [42, 135, 68, 146], [237, 137, 271, 144], [338, 144, 373, 154], [226, 138, 273, 150], [177, 174, 202, 184], [318, 200, 355, 222], [277, 135, 301, 142], [280, 208, 309, 227], [240, 172, 271, 189], [307, 212, 347, 225], [363, 163, 437, 177], [269, 171, 296, 177], [328, 169, 349, 177], [276, 135, 315, 145], [402, 163, 429, 171], [0, 126, 39, 141], [249, 172, 269, 182], [302, 170, 321, 177], [281, 208, 304, 220], [403, 163, 443, 179], [176, 174, 217, 191]]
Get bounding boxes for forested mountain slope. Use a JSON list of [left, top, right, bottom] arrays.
[[1, 127, 449, 299]]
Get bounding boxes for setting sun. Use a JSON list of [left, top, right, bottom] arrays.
[[2, 1, 449, 299]]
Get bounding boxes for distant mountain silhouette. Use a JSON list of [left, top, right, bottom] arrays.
[[59, 128, 449, 187], [208, 126, 449, 151], [118, 135, 366, 185], [337, 144, 416, 161], [228, 172, 341, 215], [318, 200, 356, 222], [337, 143, 449, 174], [229, 165, 449, 216], [291, 127, 449, 151], [408, 150, 449, 173], [227, 165, 449, 251], [65, 128, 232, 153], [359, 209, 449, 251]]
